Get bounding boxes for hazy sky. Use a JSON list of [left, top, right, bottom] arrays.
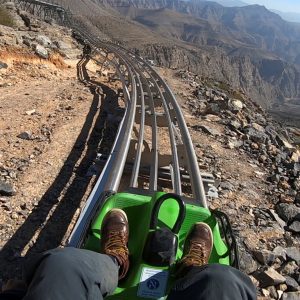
[[246, 0, 300, 13]]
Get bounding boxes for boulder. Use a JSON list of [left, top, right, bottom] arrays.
[[55, 40, 72, 50], [17, 131, 32, 140], [35, 44, 48, 59], [276, 136, 296, 150], [228, 99, 244, 112], [252, 122, 265, 132], [219, 181, 235, 191], [285, 276, 299, 291], [266, 286, 278, 299], [275, 203, 300, 223], [193, 125, 221, 136], [19, 11, 31, 27], [288, 221, 300, 233], [5, 2, 15, 9], [206, 103, 220, 115], [25, 109, 36, 116], [227, 119, 241, 130], [0, 181, 16, 196], [207, 185, 218, 198], [279, 261, 298, 276], [203, 114, 221, 122], [36, 35, 52, 47], [290, 151, 300, 163], [253, 250, 276, 265], [286, 247, 300, 264], [273, 246, 287, 261], [227, 139, 243, 149], [268, 210, 286, 228], [244, 127, 268, 144], [278, 180, 291, 190], [239, 250, 258, 274], [256, 267, 286, 288]]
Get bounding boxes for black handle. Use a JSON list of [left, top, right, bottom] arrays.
[[150, 193, 186, 234]]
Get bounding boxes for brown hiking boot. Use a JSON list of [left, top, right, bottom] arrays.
[[176, 222, 213, 276], [101, 208, 129, 280]]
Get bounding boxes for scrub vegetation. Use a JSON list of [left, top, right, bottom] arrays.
[[0, 6, 15, 27]]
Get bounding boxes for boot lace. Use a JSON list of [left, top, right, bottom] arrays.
[[180, 241, 206, 266], [103, 231, 129, 279], [104, 231, 128, 255]]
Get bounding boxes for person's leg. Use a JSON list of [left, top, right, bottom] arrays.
[[22, 208, 130, 300], [23, 247, 118, 300], [167, 264, 257, 300], [168, 222, 257, 300]]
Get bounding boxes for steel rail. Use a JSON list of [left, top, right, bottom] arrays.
[[68, 27, 138, 247], [100, 42, 202, 201], [88, 38, 181, 195], [71, 26, 148, 194], [108, 48, 159, 191], [129, 73, 145, 188], [140, 75, 158, 192]]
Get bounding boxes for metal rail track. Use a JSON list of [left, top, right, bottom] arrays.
[[7, 0, 66, 21], [6, 0, 211, 247]]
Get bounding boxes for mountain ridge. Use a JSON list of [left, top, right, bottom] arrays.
[[61, 0, 300, 115]]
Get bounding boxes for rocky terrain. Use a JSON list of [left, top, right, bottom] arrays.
[[0, 2, 299, 300], [158, 67, 300, 299]]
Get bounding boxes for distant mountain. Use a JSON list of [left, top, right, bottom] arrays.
[[62, 0, 300, 111], [205, 0, 247, 7], [271, 9, 300, 23], [104, 0, 300, 65], [205, 0, 300, 24]]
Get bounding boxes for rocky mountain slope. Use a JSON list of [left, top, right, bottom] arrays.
[[58, 0, 300, 123], [100, 0, 300, 64]]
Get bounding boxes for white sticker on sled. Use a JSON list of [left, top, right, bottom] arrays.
[[137, 268, 169, 299]]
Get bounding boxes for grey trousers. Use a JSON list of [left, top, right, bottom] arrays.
[[21, 247, 256, 300]]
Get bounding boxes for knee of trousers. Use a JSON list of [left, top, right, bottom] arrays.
[[172, 264, 251, 292]]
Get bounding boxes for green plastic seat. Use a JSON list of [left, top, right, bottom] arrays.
[[83, 192, 233, 299]]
